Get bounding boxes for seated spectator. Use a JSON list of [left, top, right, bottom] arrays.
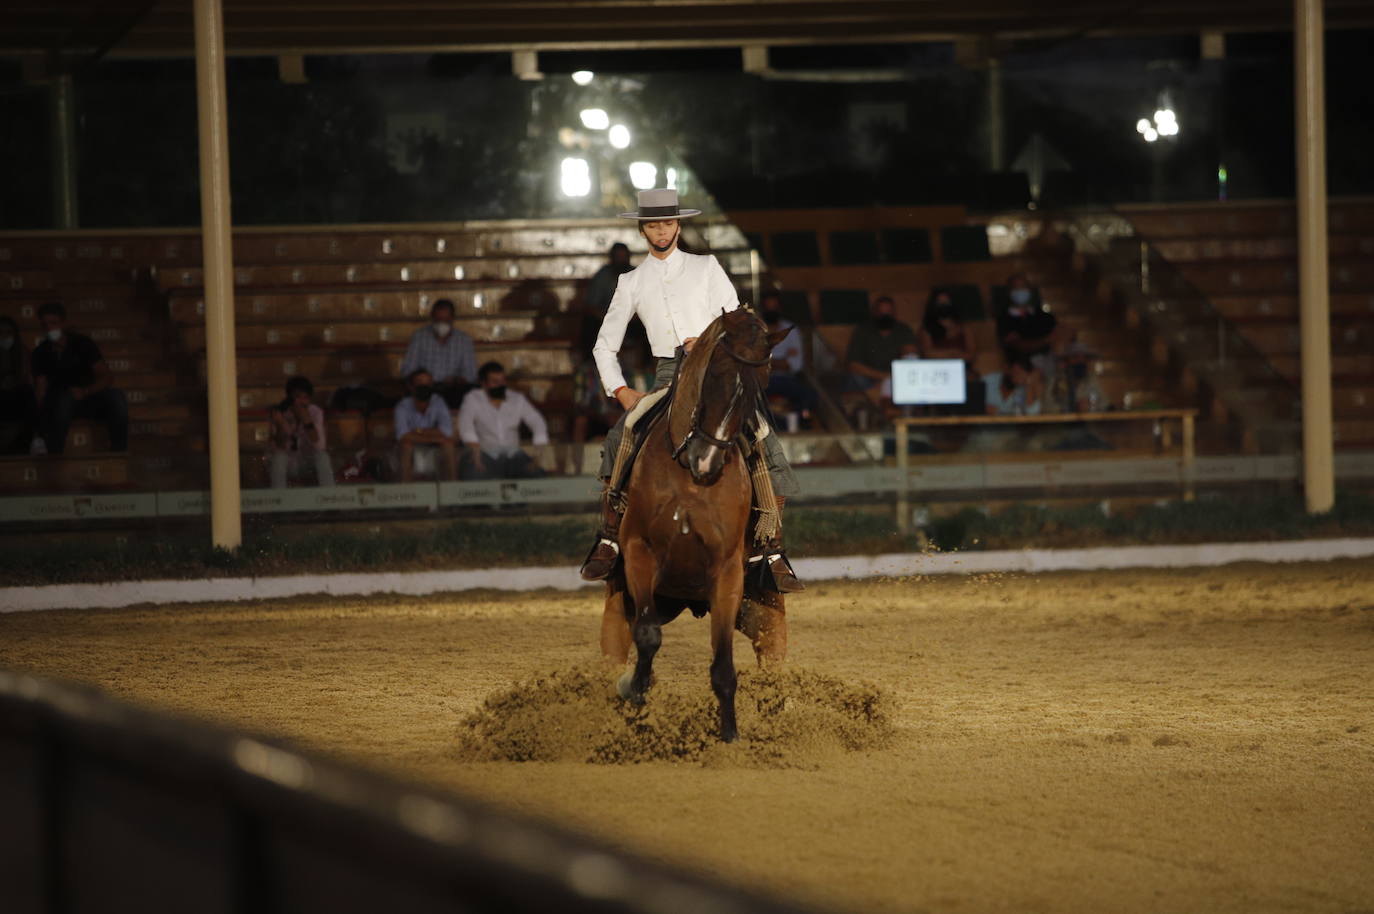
[[844, 296, 919, 394], [983, 356, 1045, 417], [458, 361, 549, 481], [1058, 334, 1108, 413], [995, 273, 1058, 366], [0, 316, 39, 454], [759, 291, 818, 429], [31, 301, 128, 455], [918, 289, 977, 365], [394, 369, 458, 482], [268, 376, 334, 489], [571, 332, 650, 473], [400, 299, 476, 407]]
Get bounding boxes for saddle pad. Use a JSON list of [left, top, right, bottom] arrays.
[[625, 387, 671, 433]]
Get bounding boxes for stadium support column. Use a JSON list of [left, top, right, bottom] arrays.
[[193, 0, 242, 548], [49, 73, 78, 229], [1294, 0, 1335, 513]]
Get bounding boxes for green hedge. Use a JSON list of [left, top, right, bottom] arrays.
[[2, 493, 1372, 588]]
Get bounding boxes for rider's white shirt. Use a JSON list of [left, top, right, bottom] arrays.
[[592, 247, 738, 395]]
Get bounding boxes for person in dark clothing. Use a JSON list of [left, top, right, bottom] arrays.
[[995, 273, 1058, 364], [585, 242, 633, 314], [759, 291, 818, 427], [844, 295, 919, 392], [31, 301, 129, 454], [0, 315, 39, 454]]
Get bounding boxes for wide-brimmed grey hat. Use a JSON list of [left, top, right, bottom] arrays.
[[619, 188, 702, 220]]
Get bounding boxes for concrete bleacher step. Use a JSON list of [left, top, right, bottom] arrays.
[[1209, 293, 1374, 321], [1268, 353, 1374, 380], [1149, 235, 1374, 263], [0, 454, 129, 492], [1171, 259, 1374, 295], [201, 342, 575, 386], [1120, 202, 1374, 240], [156, 253, 615, 292], [176, 313, 568, 351], [1230, 321, 1369, 357], [166, 282, 581, 323]]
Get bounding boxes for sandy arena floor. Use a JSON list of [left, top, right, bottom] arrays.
[[2, 560, 1373, 913]]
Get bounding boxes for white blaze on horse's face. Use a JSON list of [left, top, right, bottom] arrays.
[[687, 375, 743, 485]]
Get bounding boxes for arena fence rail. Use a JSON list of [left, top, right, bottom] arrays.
[[0, 669, 820, 914]]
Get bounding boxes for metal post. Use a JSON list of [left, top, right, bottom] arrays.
[[49, 73, 78, 229], [895, 420, 910, 533], [1182, 413, 1196, 502], [194, 0, 242, 548], [1294, 0, 1335, 513]]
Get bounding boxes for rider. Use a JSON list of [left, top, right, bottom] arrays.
[[578, 188, 803, 592]]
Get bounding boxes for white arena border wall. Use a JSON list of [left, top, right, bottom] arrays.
[[4, 537, 1373, 614]]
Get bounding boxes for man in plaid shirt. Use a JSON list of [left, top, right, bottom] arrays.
[[400, 299, 476, 406]]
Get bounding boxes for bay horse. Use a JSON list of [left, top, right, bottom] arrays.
[[599, 308, 791, 743]]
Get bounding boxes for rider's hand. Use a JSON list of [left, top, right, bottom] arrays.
[[683, 337, 698, 352], [616, 388, 646, 411]]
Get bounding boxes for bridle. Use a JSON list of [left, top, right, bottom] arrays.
[[669, 340, 769, 462]]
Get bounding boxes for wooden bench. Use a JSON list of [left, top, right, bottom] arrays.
[[1208, 293, 1374, 321], [1171, 259, 1374, 295], [175, 314, 572, 352]]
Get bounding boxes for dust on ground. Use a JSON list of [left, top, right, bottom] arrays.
[[2, 560, 1373, 914], [457, 664, 892, 766]]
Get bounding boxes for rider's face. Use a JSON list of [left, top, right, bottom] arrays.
[[641, 219, 679, 253]]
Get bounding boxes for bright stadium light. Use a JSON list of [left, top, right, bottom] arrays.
[[1158, 120, 1179, 137], [1136, 118, 1151, 135], [560, 157, 591, 197], [579, 108, 609, 130], [608, 124, 631, 149], [1155, 108, 1176, 126], [571, 70, 594, 85], [666, 167, 678, 189], [629, 161, 657, 190], [1143, 126, 1159, 143]]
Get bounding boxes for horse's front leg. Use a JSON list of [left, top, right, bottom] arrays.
[[619, 539, 660, 705], [710, 564, 745, 743]]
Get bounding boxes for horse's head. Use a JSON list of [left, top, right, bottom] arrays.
[[677, 307, 791, 486]]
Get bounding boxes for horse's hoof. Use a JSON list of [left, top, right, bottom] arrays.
[[616, 671, 644, 705], [720, 727, 738, 744]]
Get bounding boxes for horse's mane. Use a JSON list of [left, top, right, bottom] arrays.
[[667, 307, 767, 452]]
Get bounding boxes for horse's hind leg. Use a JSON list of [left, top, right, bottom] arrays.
[[599, 573, 633, 665], [619, 541, 661, 705], [737, 591, 787, 666], [710, 568, 745, 743]]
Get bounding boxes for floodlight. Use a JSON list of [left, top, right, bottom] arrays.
[[579, 108, 609, 130], [629, 161, 657, 190]]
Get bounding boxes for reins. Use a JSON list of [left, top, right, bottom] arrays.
[[668, 334, 766, 463]]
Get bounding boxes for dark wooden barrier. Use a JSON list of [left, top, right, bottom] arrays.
[[0, 669, 815, 914]]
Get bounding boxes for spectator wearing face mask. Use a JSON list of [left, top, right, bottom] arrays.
[[0, 315, 39, 454], [995, 273, 1057, 365], [457, 361, 549, 480], [400, 299, 476, 407], [394, 369, 458, 482], [918, 289, 977, 365], [31, 301, 128, 455], [844, 296, 919, 394], [758, 291, 818, 429]]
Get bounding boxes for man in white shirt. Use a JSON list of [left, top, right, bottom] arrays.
[[579, 189, 801, 592], [457, 361, 549, 480]]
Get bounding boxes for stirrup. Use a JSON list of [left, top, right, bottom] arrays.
[[746, 548, 804, 594], [579, 536, 621, 581]]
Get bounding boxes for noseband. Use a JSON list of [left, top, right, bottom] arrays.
[[670, 341, 768, 463]]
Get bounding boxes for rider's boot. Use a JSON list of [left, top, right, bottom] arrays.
[[750, 497, 804, 593], [579, 488, 623, 582]]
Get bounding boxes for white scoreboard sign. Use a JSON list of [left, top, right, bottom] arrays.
[[890, 358, 967, 405]]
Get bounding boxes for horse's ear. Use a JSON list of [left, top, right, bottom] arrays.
[[765, 327, 791, 348]]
